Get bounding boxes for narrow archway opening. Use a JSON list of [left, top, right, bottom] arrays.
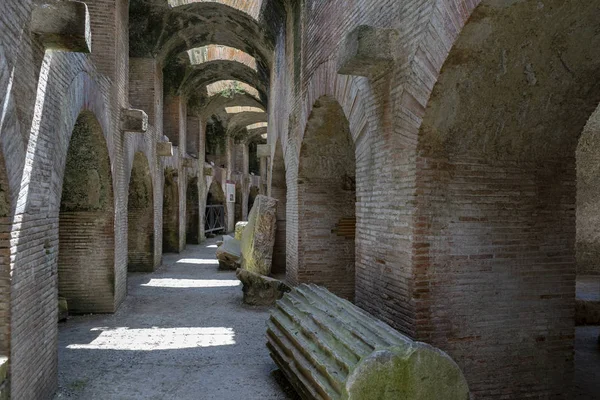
[[205, 181, 226, 236], [575, 105, 600, 396], [59, 111, 115, 314], [128, 152, 154, 272], [186, 177, 200, 244], [270, 141, 287, 276], [162, 168, 180, 253], [298, 96, 356, 301]]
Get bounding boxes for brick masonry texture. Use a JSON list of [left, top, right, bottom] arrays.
[[1, 0, 599, 399]]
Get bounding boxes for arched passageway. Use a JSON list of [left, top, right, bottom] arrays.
[[128, 152, 154, 272], [270, 142, 286, 275], [205, 181, 226, 235], [186, 177, 200, 244], [162, 169, 180, 253], [58, 112, 115, 314], [297, 96, 356, 300], [416, 1, 600, 397]]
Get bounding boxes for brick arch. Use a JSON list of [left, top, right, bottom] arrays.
[[181, 60, 267, 99], [412, 1, 600, 398], [187, 45, 257, 70], [297, 60, 369, 151], [127, 152, 155, 272], [58, 110, 115, 314], [52, 71, 114, 211], [295, 95, 356, 301], [168, 0, 263, 20]]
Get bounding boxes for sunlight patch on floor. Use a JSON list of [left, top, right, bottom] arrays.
[[66, 327, 236, 350], [207, 244, 218, 248], [177, 258, 219, 265], [141, 278, 240, 288]]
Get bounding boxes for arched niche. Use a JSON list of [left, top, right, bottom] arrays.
[[270, 141, 287, 275], [58, 111, 115, 314], [162, 168, 180, 253], [297, 96, 356, 300], [128, 152, 155, 272], [186, 176, 200, 244], [416, 1, 600, 397]]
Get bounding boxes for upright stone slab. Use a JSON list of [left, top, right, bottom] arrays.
[[240, 195, 278, 275], [267, 284, 470, 400]]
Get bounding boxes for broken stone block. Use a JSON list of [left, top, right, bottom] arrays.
[[216, 235, 241, 270], [337, 25, 400, 77], [31, 2, 92, 53], [58, 296, 68, 322], [157, 142, 173, 157], [235, 221, 248, 240], [240, 195, 278, 276], [236, 268, 291, 306], [267, 284, 470, 400], [120, 108, 148, 132]]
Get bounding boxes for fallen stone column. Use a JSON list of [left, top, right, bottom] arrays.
[[267, 284, 470, 400]]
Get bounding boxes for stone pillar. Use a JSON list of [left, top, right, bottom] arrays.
[[225, 137, 235, 232], [242, 143, 250, 220], [198, 118, 207, 242]]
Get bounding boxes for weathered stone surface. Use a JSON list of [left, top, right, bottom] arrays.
[[257, 144, 272, 158], [337, 25, 400, 77], [240, 195, 278, 275], [216, 235, 241, 270], [157, 142, 174, 157], [236, 268, 290, 306], [235, 221, 248, 240], [31, 2, 91, 53], [58, 297, 68, 322], [120, 108, 148, 132], [268, 284, 470, 400]]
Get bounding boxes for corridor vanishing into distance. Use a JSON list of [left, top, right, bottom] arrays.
[[55, 240, 289, 400]]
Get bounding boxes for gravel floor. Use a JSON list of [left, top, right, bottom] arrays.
[[55, 238, 290, 400]]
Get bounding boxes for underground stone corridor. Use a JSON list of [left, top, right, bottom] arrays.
[[54, 239, 290, 400]]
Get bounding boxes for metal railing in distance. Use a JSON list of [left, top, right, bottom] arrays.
[[205, 205, 225, 233]]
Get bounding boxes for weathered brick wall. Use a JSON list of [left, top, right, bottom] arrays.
[[296, 96, 356, 300], [267, 0, 600, 398], [577, 106, 600, 275], [58, 111, 115, 314], [270, 141, 287, 275], [127, 152, 155, 272]]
